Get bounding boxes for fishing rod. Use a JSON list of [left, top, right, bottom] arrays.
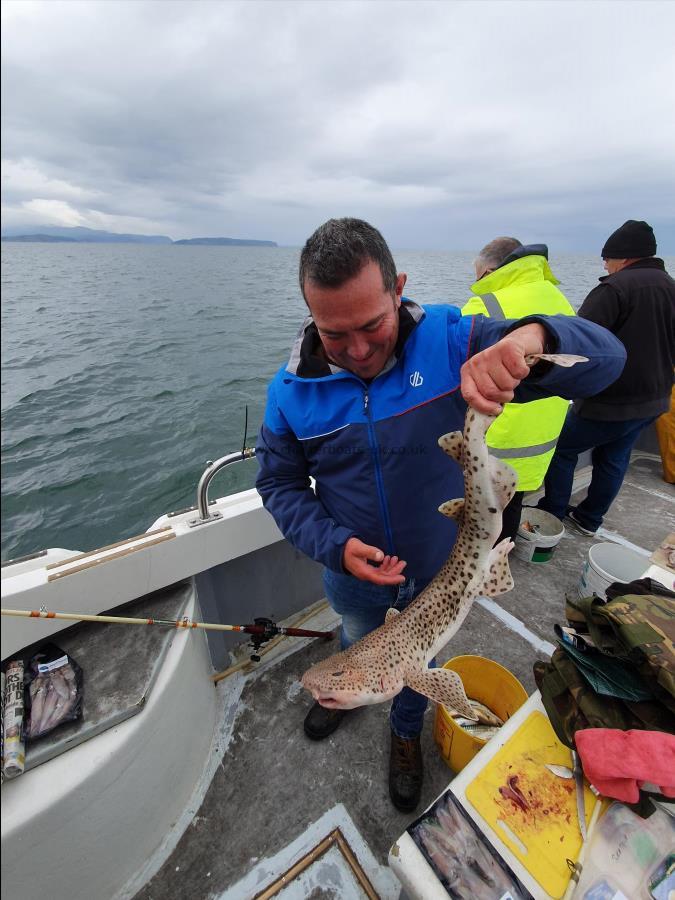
[[1, 608, 336, 645]]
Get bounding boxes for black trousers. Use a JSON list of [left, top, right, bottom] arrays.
[[497, 490, 524, 544]]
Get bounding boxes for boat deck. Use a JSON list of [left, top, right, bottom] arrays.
[[132, 454, 674, 900]]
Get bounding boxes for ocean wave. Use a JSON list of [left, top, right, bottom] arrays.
[[1, 425, 91, 453]]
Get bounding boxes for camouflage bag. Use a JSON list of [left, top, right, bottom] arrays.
[[533, 649, 675, 750], [535, 579, 675, 747], [565, 580, 675, 713], [595, 594, 675, 710], [564, 576, 672, 633]]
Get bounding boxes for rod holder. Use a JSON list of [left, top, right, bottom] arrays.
[[187, 447, 256, 527]]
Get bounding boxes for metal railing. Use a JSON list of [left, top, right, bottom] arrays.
[[187, 447, 256, 527]]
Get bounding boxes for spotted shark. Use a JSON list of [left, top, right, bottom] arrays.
[[301, 353, 587, 720]]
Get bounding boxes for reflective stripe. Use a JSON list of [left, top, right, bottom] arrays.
[[490, 438, 559, 459], [479, 293, 505, 319]]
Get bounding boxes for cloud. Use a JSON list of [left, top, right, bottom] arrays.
[[1, 159, 101, 203], [22, 199, 86, 227], [1, 0, 674, 250]]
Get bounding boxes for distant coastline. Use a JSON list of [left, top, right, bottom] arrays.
[[2, 234, 77, 243], [173, 237, 276, 247], [1, 225, 277, 247]]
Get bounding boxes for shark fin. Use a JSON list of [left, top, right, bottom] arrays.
[[384, 607, 400, 624], [526, 352, 588, 368], [403, 668, 478, 720], [488, 456, 518, 507], [438, 498, 465, 520], [481, 538, 515, 596], [438, 431, 463, 463]]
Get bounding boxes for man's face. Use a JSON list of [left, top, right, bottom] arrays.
[[304, 260, 407, 380], [603, 258, 629, 274]]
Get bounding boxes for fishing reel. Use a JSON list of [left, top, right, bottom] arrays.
[[243, 616, 335, 662], [248, 617, 279, 661]]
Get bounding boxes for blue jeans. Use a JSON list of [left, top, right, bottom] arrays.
[[537, 409, 657, 532], [322, 568, 433, 739]]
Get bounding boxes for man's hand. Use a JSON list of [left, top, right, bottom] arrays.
[[461, 323, 547, 414], [342, 537, 407, 585]]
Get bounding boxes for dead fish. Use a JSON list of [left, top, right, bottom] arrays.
[[28, 661, 78, 738], [467, 699, 503, 727], [457, 723, 502, 742]]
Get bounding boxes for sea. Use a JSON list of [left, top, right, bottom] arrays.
[[2, 244, 669, 562]]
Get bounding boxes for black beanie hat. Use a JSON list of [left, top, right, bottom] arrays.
[[601, 220, 656, 259]]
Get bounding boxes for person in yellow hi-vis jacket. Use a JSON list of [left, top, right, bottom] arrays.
[[462, 237, 576, 541]]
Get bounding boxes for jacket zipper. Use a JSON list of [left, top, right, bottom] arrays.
[[363, 389, 395, 554]]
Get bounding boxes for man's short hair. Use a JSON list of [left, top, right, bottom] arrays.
[[299, 218, 397, 299], [475, 236, 522, 272]]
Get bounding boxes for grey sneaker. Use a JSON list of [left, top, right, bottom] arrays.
[[565, 509, 597, 536]]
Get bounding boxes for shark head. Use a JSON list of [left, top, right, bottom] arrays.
[[301, 648, 404, 709]]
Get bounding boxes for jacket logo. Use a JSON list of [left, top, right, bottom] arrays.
[[409, 371, 424, 387]]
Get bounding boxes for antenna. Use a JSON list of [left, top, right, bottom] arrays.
[[242, 404, 249, 455]]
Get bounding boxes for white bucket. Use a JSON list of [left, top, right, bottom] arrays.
[[513, 508, 565, 563], [577, 542, 648, 600]]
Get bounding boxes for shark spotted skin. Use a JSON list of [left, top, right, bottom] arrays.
[[301, 353, 588, 719], [302, 407, 517, 720]]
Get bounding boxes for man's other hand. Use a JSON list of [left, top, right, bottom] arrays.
[[461, 322, 547, 414], [342, 537, 407, 585]]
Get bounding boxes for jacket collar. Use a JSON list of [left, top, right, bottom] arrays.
[[599, 257, 666, 282], [471, 247, 559, 295], [287, 298, 425, 379], [500, 243, 549, 266]]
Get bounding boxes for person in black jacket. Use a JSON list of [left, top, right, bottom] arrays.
[[537, 220, 675, 535]]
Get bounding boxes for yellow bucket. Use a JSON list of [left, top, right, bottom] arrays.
[[433, 655, 528, 772]]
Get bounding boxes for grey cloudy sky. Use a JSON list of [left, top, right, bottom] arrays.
[[2, 0, 674, 251]]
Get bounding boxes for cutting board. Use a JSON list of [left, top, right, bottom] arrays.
[[466, 710, 597, 898]]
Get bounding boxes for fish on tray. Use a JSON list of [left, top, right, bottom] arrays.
[[301, 354, 588, 717], [413, 791, 529, 898]]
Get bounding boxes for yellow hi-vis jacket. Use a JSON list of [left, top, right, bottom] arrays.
[[462, 254, 576, 491]]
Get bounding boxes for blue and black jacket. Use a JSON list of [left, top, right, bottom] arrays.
[[256, 301, 625, 583]]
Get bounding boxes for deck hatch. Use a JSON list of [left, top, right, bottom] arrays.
[[253, 827, 379, 899]]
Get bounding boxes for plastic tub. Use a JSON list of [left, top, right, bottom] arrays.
[[513, 508, 565, 563], [433, 655, 528, 773], [577, 542, 648, 600]]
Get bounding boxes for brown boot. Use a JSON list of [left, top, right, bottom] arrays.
[[389, 731, 423, 812]]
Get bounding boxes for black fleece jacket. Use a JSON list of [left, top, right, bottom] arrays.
[[574, 258, 675, 421]]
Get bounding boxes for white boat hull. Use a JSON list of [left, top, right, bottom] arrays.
[[1, 590, 216, 900]]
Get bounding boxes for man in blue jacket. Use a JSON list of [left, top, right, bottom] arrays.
[[256, 218, 625, 813]]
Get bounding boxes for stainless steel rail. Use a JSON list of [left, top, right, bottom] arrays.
[[188, 447, 256, 527]]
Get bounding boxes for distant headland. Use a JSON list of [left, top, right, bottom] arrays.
[[1, 233, 77, 243], [173, 237, 276, 247], [1, 226, 277, 247]]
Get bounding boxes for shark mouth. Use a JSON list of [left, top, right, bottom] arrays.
[[316, 694, 347, 709], [309, 687, 362, 709], [311, 689, 347, 706]]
